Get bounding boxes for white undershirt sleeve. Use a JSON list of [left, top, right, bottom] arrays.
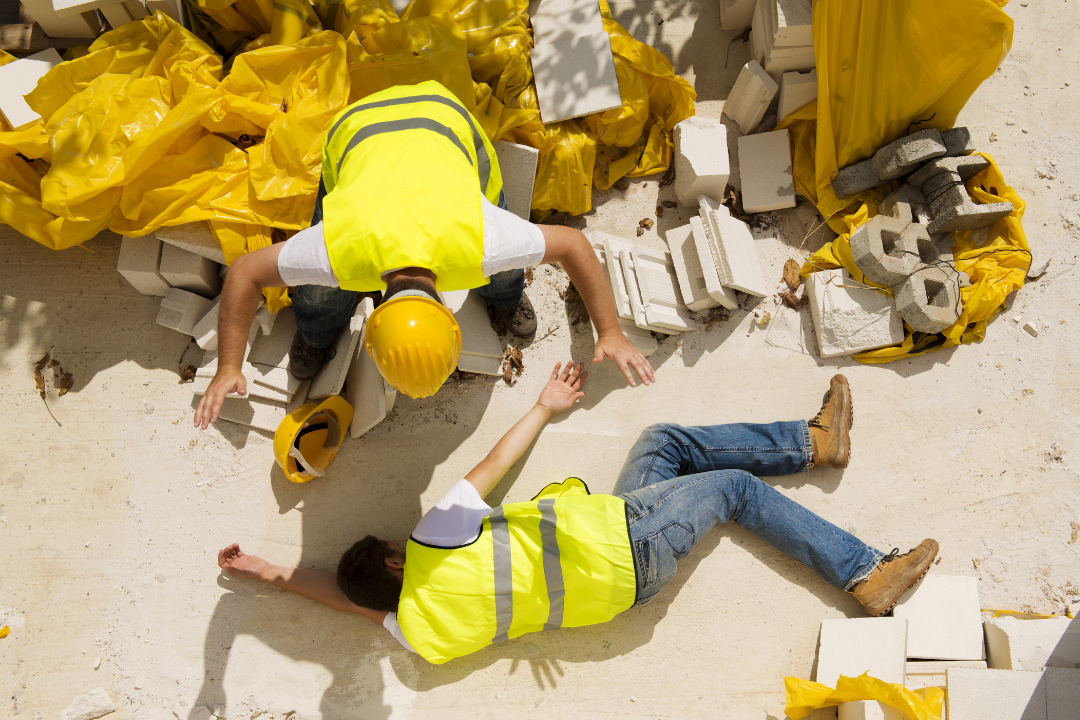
[[276, 222, 339, 287], [480, 195, 546, 277], [382, 612, 417, 654]]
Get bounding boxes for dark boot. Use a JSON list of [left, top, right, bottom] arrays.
[[492, 292, 537, 340], [289, 330, 336, 380]]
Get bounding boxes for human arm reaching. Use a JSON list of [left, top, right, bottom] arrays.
[[538, 224, 655, 388], [464, 360, 588, 499], [194, 245, 287, 429]]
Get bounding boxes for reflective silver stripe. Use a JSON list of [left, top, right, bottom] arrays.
[[326, 94, 491, 190], [335, 118, 472, 175], [537, 499, 565, 630], [489, 508, 513, 644]]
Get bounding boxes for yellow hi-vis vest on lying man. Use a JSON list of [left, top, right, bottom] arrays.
[[321, 81, 504, 292], [397, 478, 637, 664]]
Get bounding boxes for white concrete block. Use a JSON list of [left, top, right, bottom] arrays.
[[771, 0, 813, 48], [159, 243, 222, 298], [777, 69, 818, 121], [117, 235, 171, 296], [457, 353, 504, 375], [751, 0, 815, 84], [531, 32, 622, 123], [721, 0, 757, 31], [903, 673, 946, 691], [100, 4, 133, 29], [698, 196, 768, 296], [738, 129, 795, 213], [493, 141, 539, 220], [816, 617, 908, 688], [309, 301, 368, 400], [630, 246, 699, 331], [530, 0, 603, 45], [457, 290, 504, 359], [216, 395, 287, 433], [1045, 668, 1080, 719], [250, 362, 301, 397], [60, 687, 115, 720], [722, 60, 778, 135], [344, 298, 388, 438], [19, 0, 98, 37], [190, 374, 289, 403], [52, 0, 113, 17], [984, 617, 1080, 671], [946, 668, 1045, 720], [892, 574, 984, 661], [837, 701, 906, 720], [156, 288, 215, 337], [907, 660, 987, 674], [591, 236, 674, 333], [806, 269, 904, 358], [590, 317, 658, 356], [248, 308, 296, 369], [0, 49, 63, 131], [690, 215, 739, 309], [191, 299, 221, 351], [156, 223, 227, 264], [666, 223, 718, 312], [674, 116, 730, 207]]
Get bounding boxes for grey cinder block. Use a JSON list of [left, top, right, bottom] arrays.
[[894, 264, 961, 334], [848, 199, 923, 287], [159, 243, 222, 298], [156, 288, 216, 337], [117, 235, 171, 297], [941, 127, 976, 157], [831, 158, 881, 199], [909, 156, 1014, 234], [871, 128, 947, 181]]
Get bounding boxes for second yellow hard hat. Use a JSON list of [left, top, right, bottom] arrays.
[[365, 292, 461, 399]]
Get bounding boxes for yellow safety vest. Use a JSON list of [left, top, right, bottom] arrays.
[[397, 478, 637, 664], [321, 81, 504, 292]]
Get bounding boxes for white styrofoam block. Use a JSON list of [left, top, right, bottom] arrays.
[[117, 235, 171, 296], [216, 395, 287, 433], [456, 290, 503, 359], [308, 300, 368, 400], [531, 32, 622, 123], [720, 0, 756, 31], [722, 60, 778, 135], [60, 687, 115, 720], [737, 129, 795, 213], [892, 574, 984, 661], [666, 223, 718, 312], [0, 49, 63, 131], [156, 223, 227, 264], [493, 141, 539, 220], [530, 0, 603, 45], [777, 68, 818, 121], [156, 288, 215, 336], [674, 116, 730, 207], [159, 243, 222, 298], [807, 269, 904, 357], [630, 246, 698, 331], [344, 298, 387, 438], [689, 215, 739, 309], [946, 668, 1045, 720], [699, 196, 768, 296], [816, 618, 908, 688], [837, 701, 906, 720], [984, 617, 1080, 671], [590, 317, 658, 357]]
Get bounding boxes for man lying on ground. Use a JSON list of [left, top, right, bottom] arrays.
[[218, 362, 938, 664]]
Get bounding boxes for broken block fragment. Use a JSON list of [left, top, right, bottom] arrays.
[[156, 288, 216, 337], [807, 269, 904, 357], [666, 223, 719, 312], [777, 68, 817, 121], [698, 196, 768, 296], [941, 127, 976, 157], [673, 116, 730, 207], [345, 298, 392, 437], [309, 300, 369, 400], [117, 235, 171, 297], [722, 60, 778, 135], [159, 243, 222, 298], [737, 129, 795, 213]]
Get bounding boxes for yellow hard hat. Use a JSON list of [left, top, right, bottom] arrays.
[[273, 396, 354, 483], [365, 291, 461, 399]]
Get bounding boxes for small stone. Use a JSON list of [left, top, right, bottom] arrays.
[[60, 687, 115, 720], [630, 696, 637, 702], [1027, 255, 1052, 279], [1022, 128, 1029, 134], [1005, 119, 1015, 126], [141, 400, 154, 414], [1013, 315, 1023, 323], [155, 573, 166, 583], [84, 541, 90, 548], [1023, 321, 1039, 337], [94, 657, 101, 670]]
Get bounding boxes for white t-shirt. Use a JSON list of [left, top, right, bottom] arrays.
[[277, 194, 546, 287], [383, 479, 493, 654]]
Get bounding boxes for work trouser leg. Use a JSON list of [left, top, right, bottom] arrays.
[[615, 423, 882, 605]]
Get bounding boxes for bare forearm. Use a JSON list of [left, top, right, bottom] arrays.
[[259, 564, 387, 623], [543, 226, 621, 335], [217, 269, 262, 370], [466, 405, 553, 498]]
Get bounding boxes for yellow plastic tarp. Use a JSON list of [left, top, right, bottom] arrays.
[[785, 673, 944, 720], [777, 0, 1025, 362]]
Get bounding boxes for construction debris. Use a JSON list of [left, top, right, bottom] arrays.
[[737, 130, 796, 213], [908, 155, 1015, 234], [723, 60, 778, 134], [806, 269, 905, 357], [777, 68, 817, 121], [673, 116, 730, 206], [493, 141, 540, 220]]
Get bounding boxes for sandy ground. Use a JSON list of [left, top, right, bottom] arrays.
[[2, 1, 1079, 718]]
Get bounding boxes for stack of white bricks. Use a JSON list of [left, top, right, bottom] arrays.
[[750, 0, 814, 85], [46, 0, 185, 31]]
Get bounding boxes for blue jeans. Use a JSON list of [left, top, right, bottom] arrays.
[[614, 422, 884, 606], [293, 181, 525, 348]]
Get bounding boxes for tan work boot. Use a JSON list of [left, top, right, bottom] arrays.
[[850, 540, 940, 616], [809, 375, 853, 468]]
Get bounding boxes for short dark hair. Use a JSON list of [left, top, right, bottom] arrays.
[[337, 536, 403, 611], [384, 275, 440, 304]]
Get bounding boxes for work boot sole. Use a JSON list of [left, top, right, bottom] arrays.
[[864, 539, 939, 617], [834, 375, 853, 469]]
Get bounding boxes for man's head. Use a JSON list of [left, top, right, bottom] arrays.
[[383, 268, 439, 304], [337, 536, 406, 611]]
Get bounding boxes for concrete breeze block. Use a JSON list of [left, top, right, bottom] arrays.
[[0, 49, 63, 131], [848, 199, 923, 287], [894, 263, 961, 334], [117, 235, 171, 296], [159, 243, 222, 298], [493, 141, 539, 220], [720, 0, 756, 31], [156, 223, 227, 264], [892, 574, 984, 660], [871, 129, 947, 181], [673, 116, 730, 207], [457, 290, 504, 359], [690, 216, 739, 309], [946, 668, 1046, 720], [777, 68, 817, 121], [531, 32, 622, 123], [309, 300, 369, 400], [837, 700, 906, 720], [156, 288, 216, 337], [723, 60, 779, 135], [737, 130, 796, 213], [984, 617, 1080, 671], [942, 127, 976, 157], [666, 223, 719, 312], [60, 687, 115, 720], [807, 269, 905, 358], [699, 195, 768, 296], [816, 617, 908, 688], [908, 155, 1014, 234]]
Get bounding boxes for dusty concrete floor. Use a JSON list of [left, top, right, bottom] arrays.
[[2, 1, 1079, 718]]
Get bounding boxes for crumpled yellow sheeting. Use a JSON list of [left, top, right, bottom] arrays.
[[785, 673, 943, 720]]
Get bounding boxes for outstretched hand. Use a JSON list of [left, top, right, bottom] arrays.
[[194, 367, 247, 429], [536, 360, 588, 416], [593, 331, 655, 387], [218, 543, 268, 581]]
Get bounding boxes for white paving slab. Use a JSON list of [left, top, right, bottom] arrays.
[[816, 617, 908, 688], [946, 668, 1046, 720], [309, 301, 369, 400], [0, 49, 63, 131], [699, 196, 768, 296], [893, 574, 984, 660], [456, 290, 503, 359], [807, 269, 904, 358], [531, 32, 622, 123], [216, 395, 287, 433], [984, 617, 1080, 671], [529, 0, 603, 45], [457, 353, 504, 375], [738, 129, 796, 213]]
